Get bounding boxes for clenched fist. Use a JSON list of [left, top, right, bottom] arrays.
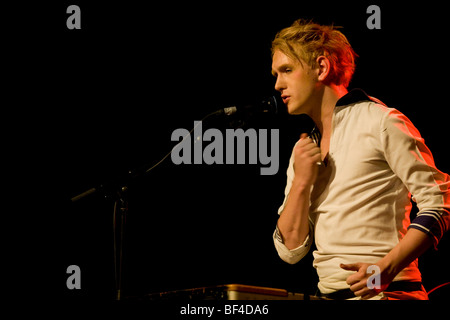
[[292, 133, 322, 188]]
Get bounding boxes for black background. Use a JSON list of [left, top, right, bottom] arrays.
[[10, 1, 449, 303]]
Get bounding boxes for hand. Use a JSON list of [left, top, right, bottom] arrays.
[[340, 263, 391, 300], [292, 133, 321, 187]]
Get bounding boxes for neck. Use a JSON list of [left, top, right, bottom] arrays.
[[309, 84, 347, 134]]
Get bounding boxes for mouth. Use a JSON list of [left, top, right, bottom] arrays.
[[281, 95, 290, 104]]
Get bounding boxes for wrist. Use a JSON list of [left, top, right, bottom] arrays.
[[376, 255, 400, 284], [291, 178, 313, 194]]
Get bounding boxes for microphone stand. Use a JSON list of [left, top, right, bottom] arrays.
[[72, 179, 129, 300], [69, 96, 280, 300], [112, 186, 128, 301], [70, 109, 223, 301]]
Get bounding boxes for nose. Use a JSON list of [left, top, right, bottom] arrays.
[[274, 76, 286, 93]]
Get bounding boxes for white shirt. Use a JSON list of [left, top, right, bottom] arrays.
[[273, 89, 450, 294]]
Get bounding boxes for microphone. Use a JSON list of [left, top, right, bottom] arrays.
[[217, 96, 279, 116]]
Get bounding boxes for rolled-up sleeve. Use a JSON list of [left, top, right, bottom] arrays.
[[273, 148, 313, 264], [273, 225, 313, 264], [381, 108, 450, 248]]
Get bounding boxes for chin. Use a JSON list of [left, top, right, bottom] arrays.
[[287, 104, 304, 115]]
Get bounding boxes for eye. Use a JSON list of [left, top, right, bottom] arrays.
[[284, 68, 292, 73]]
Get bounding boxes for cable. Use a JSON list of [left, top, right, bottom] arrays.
[[143, 110, 222, 174], [427, 281, 450, 295]]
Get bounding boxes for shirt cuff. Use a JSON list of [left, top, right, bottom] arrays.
[[273, 228, 312, 264], [408, 210, 447, 249]]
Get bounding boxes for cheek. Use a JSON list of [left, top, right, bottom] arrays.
[[297, 74, 316, 95], [292, 80, 310, 99], [290, 79, 316, 109]]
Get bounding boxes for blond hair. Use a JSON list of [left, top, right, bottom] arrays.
[[271, 19, 358, 88]]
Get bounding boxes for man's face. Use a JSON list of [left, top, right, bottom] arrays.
[[271, 50, 318, 115]]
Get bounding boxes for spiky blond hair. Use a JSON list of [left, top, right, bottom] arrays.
[[272, 19, 358, 88]]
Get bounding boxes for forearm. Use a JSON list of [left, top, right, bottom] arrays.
[[342, 228, 433, 299], [277, 180, 311, 250], [377, 228, 433, 281]]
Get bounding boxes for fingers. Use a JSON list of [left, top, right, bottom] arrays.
[[299, 133, 317, 145], [341, 263, 365, 286], [298, 134, 316, 149], [340, 263, 380, 300], [349, 280, 367, 292], [355, 286, 378, 300], [300, 133, 308, 140], [293, 132, 322, 183], [341, 263, 368, 294], [340, 263, 361, 272], [296, 134, 321, 157]]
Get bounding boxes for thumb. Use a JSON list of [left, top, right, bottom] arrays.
[[340, 263, 362, 272], [300, 133, 308, 140]]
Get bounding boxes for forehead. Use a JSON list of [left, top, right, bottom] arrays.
[[271, 50, 300, 72]]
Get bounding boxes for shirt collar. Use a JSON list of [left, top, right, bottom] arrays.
[[335, 88, 372, 107]]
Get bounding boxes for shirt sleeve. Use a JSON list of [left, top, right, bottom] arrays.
[[273, 225, 313, 264], [380, 108, 450, 249]]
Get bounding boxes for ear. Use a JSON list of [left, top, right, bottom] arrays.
[[316, 56, 331, 82]]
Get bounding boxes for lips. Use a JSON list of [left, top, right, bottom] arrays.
[[281, 95, 290, 104]]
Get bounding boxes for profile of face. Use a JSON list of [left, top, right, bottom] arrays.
[[271, 50, 322, 115]]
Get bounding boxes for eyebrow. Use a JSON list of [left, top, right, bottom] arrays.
[[271, 63, 293, 77]]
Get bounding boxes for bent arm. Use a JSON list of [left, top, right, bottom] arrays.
[[378, 228, 433, 283], [273, 134, 320, 264], [277, 181, 311, 249], [343, 108, 450, 298], [273, 181, 313, 264], [381, 108, 450, 248], [341, 228, 433, 299], [377, 108, 449, 289]]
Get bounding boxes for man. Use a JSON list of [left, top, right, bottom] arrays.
[[271, 19, 450, 300]]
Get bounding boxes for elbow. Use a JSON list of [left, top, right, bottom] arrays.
[[273, 231, 311, 264], [279, 253, 303, 265]]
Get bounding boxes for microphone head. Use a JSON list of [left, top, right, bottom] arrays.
[[221, 95, 280, 117], [223, 106, 237, 116]]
